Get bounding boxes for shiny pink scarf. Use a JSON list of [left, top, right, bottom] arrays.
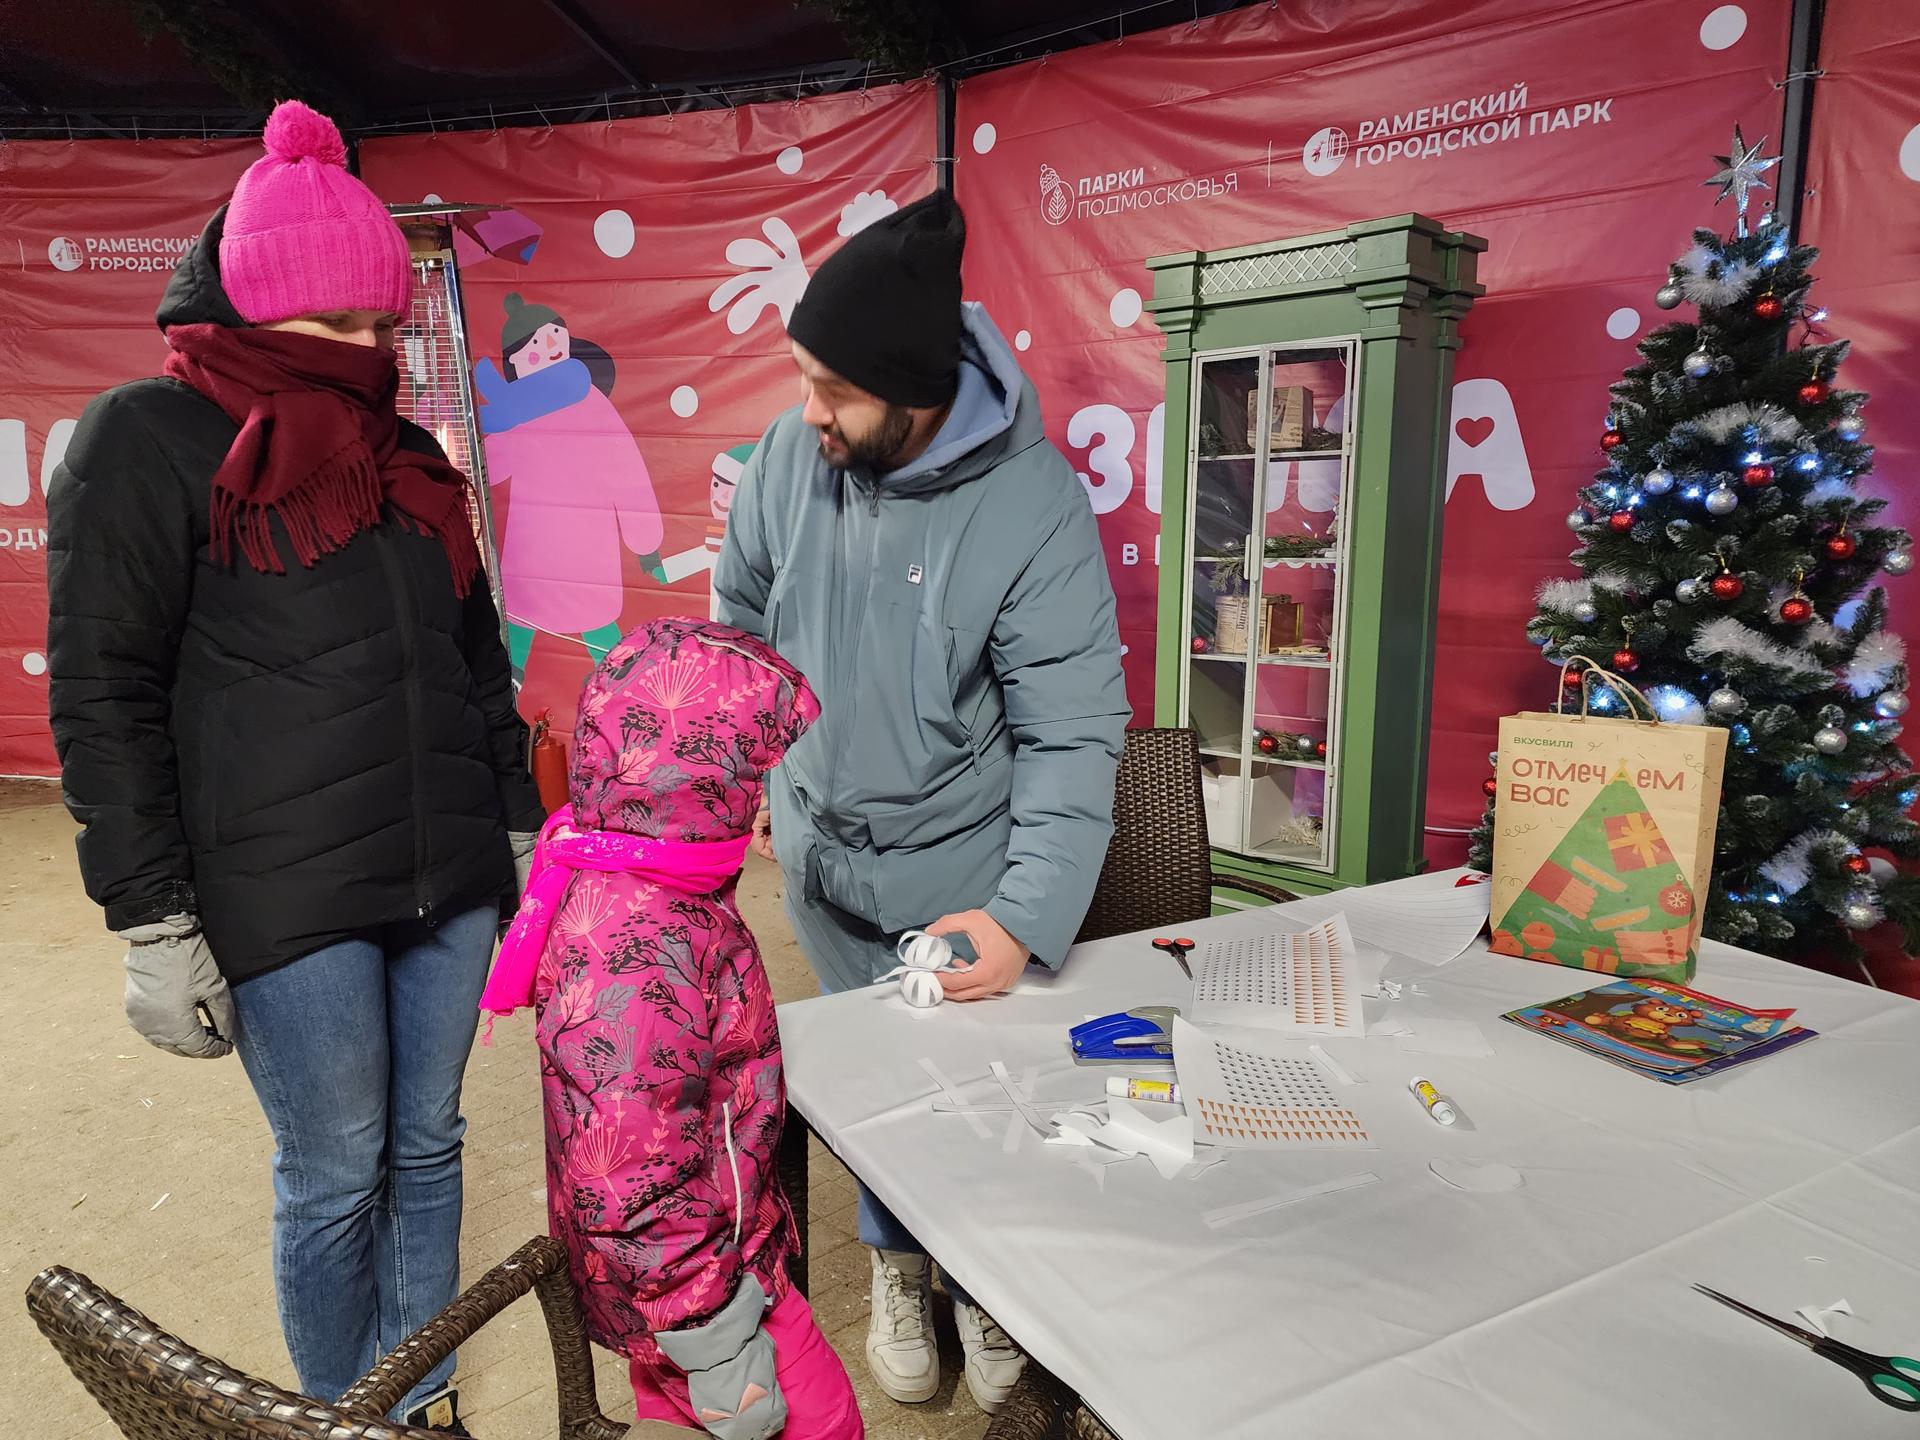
[[480, 806, 752, 1020]]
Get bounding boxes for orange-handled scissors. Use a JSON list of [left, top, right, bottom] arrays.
[[1694, 1284, 1920, 1411]]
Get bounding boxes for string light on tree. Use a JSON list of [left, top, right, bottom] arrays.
[[1836, 414, 1866, 442]]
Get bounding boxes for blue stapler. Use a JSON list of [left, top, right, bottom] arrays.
[[1070, 1005, 1179, 1064]]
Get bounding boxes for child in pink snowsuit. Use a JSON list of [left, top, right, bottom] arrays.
[[482, 617, 860, 1440]]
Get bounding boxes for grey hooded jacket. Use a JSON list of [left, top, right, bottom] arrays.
[[715, 304, 1127, 990]]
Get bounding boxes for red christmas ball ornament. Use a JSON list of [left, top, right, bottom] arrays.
[[1798, 379, 1831, 406], [1709, 572, 1746, 602], [1609, 511, 1635, 533], [1824, 532, 1858, 561], [1742, 462, 1775, 488], [1255, 731, 1279, 755], [1191, 636, 1210, 654], [1752, 294, 1785, 320], [1561, 668, 1586, 692], [1844, 854, 1871, 876], [1315, 741, 1328, 758], [1482, 776, 1499, 798], [1600, 429, 1624, 451], [1780, 596, 1815, 626], [1611, 649, 1639, 674]]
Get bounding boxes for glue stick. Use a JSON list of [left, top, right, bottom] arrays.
[[1408, 1075, 1457, 1125], [1107, 1076, 1181, 1104]]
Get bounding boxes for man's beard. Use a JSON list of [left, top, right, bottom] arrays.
[[820, 404, 914, 470]]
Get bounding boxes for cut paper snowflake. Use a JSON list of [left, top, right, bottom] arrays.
[[709, 217, 809, 335], [838, 189, 898, 236]]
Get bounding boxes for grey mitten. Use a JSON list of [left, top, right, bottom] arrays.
[[653, 1276, 787, 1440], [119, 914, 235, 1060], [509, 830, 539, 902]]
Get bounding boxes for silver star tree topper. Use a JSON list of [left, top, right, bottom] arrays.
[[1705, 126, 1781, 237]]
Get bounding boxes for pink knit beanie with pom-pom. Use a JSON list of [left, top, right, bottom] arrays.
[[219, 100, 413, 325]]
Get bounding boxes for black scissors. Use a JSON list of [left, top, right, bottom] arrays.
[[1694, 1284, 1920, 1411], [1152, 936, 1195, 978]]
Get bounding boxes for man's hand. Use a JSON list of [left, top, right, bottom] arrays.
[[928, 910, 1030, 1000], [750, 805, 775, 863]]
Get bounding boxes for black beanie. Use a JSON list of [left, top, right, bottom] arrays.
[[502, 292, 563, 364], [786, 191, 966, 408]]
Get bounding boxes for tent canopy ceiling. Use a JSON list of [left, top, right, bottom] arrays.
[[0, 0, 1258, 138]]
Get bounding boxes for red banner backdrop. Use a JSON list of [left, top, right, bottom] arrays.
[[951, 0, 1804, 865], [0, 138, 256, 774], [360, 85, 937, 735]]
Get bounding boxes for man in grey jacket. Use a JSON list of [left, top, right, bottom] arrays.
[[715, 191, 1127, 1416]]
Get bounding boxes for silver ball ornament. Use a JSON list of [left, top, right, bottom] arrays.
[[1869, 857, 1897, 883], [1655, 281, 1684, 310], [1643, 467, 1675, 495], [1813, 725, 1848, 755], [1676, 577, 1705, 604], [1707, 687, 1746, 718], [1566, 509, 1589, 532], [1572, 600, 1599, 625], [1705, 486, 1739, 517], [1886, 548, 1914, 577], [1684, 348, 1715, 379], [1835, 414, 1866, 442], [1877, 691, 1910, 719], [1842, 900, 1879, 931]]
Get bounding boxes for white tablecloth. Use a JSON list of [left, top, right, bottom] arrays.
[[778, 873, 1920, 1439]]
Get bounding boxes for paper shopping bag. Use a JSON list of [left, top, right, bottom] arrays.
[[1488, 666, 1728, 983]]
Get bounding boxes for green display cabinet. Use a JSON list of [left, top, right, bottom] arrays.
[[1146, 214, 1484, 897]]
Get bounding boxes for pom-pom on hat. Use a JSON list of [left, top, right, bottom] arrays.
[[218, 100, 414, 326]]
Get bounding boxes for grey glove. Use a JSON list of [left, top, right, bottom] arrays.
[[119, 914, 235, 1060], [509, 830, 538, 902], [653, 1276, 787, 1440]]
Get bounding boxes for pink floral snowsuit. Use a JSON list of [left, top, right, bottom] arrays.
[[530, 619, 822, 1384]]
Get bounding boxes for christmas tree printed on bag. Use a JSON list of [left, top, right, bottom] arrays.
[[1492, 765, 1699, 980]]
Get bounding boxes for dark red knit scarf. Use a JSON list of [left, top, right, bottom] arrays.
[[163, 323, 482, 596]]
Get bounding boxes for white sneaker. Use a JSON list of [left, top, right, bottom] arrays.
[[954, 1298, 1027, 1414], [866, 1248, 939, 1403]]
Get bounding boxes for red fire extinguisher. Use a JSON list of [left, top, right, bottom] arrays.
[[529, 709, 569, 814]]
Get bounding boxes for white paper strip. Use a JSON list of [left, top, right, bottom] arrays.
[[1202, 1172, 1380, 1228], [919, 1056, 992, 1139]]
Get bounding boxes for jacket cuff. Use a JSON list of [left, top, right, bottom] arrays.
[[985, 896, 1060, 971], [652, 1275, 770, 1373], [104, 881, 199, 935]]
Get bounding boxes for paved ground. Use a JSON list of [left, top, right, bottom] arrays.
[[0, 782, 989, 1440]]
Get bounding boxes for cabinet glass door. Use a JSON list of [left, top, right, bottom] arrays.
[[1185, 341, 1355, 869]]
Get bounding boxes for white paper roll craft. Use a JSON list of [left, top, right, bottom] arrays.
[[880, 929, 965, 1007]]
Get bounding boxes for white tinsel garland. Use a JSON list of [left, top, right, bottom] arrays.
[[1590, 568, 1638, 594], [1845, 631, 1907, 697], [1759, 829, 1853, 895], [1694, 402, 1802, 445], [1688, 615, 1833, 682], [1536, 577, 1593, 613], [1643, 684, 1707, 726], [1676, 245, 1754, 306], [1806, 477, 1857, 506]]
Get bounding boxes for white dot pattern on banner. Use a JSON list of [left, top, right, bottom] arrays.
[[670, 386, 699, 418], [1901, 123, 1920, 183], [1213, 1047, 1339, 1110], [972, 122, 998, 155], [1196, 934, 1298, 1009], [1606, 306, 1641, 340], [1109, 287, 1143, 327], [777, 146, 804, 175], [22, 652, 46, 677], [1699, 4, 1747, 50], [1015, 329, 1032, 351], [594, 209, 635, 260]]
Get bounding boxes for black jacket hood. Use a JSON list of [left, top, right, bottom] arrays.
[[156, 206, 247, 333]]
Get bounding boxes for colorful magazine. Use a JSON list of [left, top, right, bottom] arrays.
[[1503, 978, 1817, 1084]]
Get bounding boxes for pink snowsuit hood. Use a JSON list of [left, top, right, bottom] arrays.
[[536, 618, 819, 1357]]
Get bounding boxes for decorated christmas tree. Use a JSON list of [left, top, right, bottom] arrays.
[[1469, 129, 1920, 965]]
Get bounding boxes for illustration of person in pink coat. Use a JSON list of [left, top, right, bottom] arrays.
[[474, 294, 667, 683]]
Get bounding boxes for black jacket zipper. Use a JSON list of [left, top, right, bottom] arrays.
[[374, 524, 434, 925]]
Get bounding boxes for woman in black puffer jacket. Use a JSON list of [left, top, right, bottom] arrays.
[[46, 101, 541, 1433]]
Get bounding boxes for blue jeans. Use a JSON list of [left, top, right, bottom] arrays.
[[856, 1184, 976, 1310], [229, 906, 497, 1414]]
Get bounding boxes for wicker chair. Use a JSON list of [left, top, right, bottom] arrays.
[[26, 1235, 694, 1438], [1076, 726, 1299, 943]]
